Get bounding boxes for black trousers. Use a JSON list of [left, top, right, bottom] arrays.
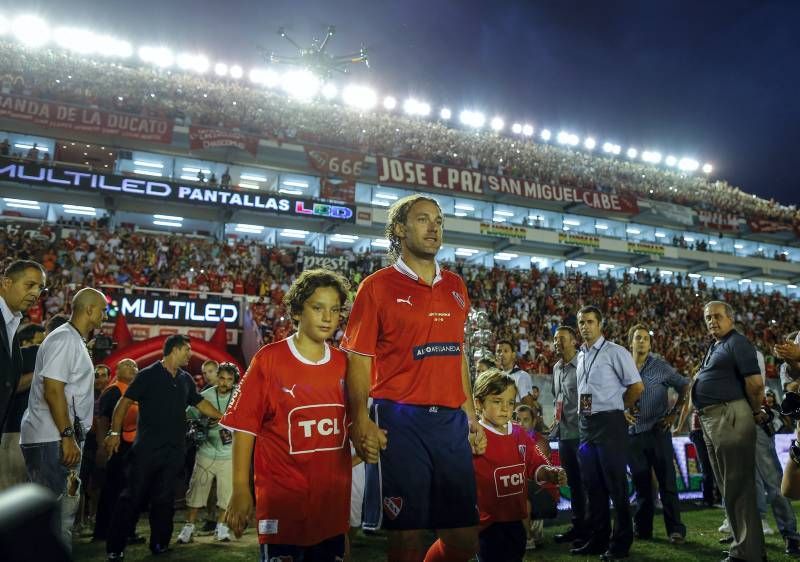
[[106, 446, 183, 554], [689, 429, 718, 506], [559, 438, 587, 533], [629, 427, 686, 537], [579, 412, 633, 555], [94, 440, 130, 540], [477, 521, 526, 562]]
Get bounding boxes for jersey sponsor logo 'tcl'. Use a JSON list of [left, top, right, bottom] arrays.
[[287, 404, 347, 455], [493, 463, 526, 498]]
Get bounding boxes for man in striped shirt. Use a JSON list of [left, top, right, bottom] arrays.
[[626, 324, 689, 545]]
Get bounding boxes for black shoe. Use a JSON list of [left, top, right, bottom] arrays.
[[787, 537, 800, 557], [106, 554, 124, 561], [150, 544, 170, 555], [599, 551, 629, 561], [127, 535, 146, 545], [555, 527, 584, 544], [201, 519, 216, 533], [721, 552, 766, 562], [571, 542, 608, 556], [719, 535, 734, 544], [634, 529, 653, 540]]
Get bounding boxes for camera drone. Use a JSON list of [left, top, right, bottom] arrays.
[[266, 25, 369, 78]]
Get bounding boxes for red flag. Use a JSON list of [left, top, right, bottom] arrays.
[[113, 314, 133, 351], [209, 320, 228, 350]]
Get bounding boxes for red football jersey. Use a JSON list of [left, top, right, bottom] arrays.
[[220, 336, 351, 546], [341, 259, 470, 408], [473, 422, 549, 526]]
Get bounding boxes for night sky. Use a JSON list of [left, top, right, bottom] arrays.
[[16, 0, 800, 206]]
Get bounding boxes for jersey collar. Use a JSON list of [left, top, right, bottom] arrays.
[[581, 335, 606, 353], [478, 419, 512, 435], [287, 334, 331, 365], [393, 256, 443, 286]]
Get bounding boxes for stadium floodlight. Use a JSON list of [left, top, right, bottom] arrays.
[[494, 210, 515, 217], [403, 98, 431, 117], [595, 224, 608, 230], [739, 279, 751, 284], [133, 160, 164, 168], [494, 253, 518, 261], [584, 137, 596, 150], [177, 53, 210, 74], [455, 247, 480, 255], [153, 220, 183, 228], [3, 197, 41, 210], [214, 62, 228, 77], [688, 273, 702, 279], [53, 27, 97, 54], [139, 46, 174, 68], [598, 264, 616, 270], [279, 229, 309, 239], [490, 117, 504, 131], [281, 69, 320, 100], [374, 192, 398, 200], [627, 148, 638, 159], [371, 239, 391, 248], [235, 224, 264, 234], [283, 180, 309, 188], [342, 84, 377, 110], [789, 284, 798, 289], [764, 281, 774, 286], [678, 158, 699, 172], [0, 14, 9, 35], [383, 96, 397, 110], [321, 83, 338, 100], [511, 123, 522, 134], [602, 142, 614, 153], [238, 183, 260, 190], [454, 203, 475, 211], [249, 68, 280, 87], [566, 260, 587, 268], [240, 173, 267, 182], [654, 232, 666, 238], [229, 65, 243, 79], [540, 129, 552, 141], [95, 35, 133, 58], [626, 228, 641, 234], [459, 110, 485, 128], [62, 204, 97, 216], [522, 124, 534, 137], [440, 107, 452, 120], [702, 163, 713, 174], [641, 150, 662, 164], [13, 15, 50, 47], [563, 219, 581, 226], [665, 155, 677, 167], [557, 131, 579, 146]]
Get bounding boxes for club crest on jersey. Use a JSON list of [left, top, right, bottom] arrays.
[[518, 444, 527, 459], [451, 291, 465, 309], [383, 496, 403, 520]]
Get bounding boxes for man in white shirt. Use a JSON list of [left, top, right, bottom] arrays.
[[495, 338, 535, 407], [20, 287, 107, 549]]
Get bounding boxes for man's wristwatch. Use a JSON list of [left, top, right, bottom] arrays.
[[790, 440, 800, 467], [106, 430, 121, 437], [60, 427, 75, 438]]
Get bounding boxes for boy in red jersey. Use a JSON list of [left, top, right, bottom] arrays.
[[473, 369, 566, 562], [343, 194, 487, 562], [222, 269, 351, 562]]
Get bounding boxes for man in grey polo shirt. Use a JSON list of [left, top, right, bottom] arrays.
[[571, 306, 643, 561], [626, 324, 688, 545], [549, 325, 587, 546], [694, 301, 766, 562]]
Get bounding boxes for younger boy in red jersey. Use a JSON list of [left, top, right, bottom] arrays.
[[472, 369, 566, 562], [222, 269, 351, 562]]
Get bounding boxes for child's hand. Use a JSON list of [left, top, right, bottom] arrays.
[[540, 466, 567, 486]]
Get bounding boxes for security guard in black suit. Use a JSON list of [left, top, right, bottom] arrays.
[[0, 260, 46, 437]]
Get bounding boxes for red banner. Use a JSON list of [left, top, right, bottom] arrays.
[[188, 126, 259, 156], [305, 145, 367, 179], [746, 218, 794, 234], [0, 93, 173, 143], [377, 156, 639, 214], [320, 178, 356, 203]]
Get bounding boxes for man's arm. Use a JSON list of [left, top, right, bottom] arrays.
[[744, 373, 765, 415], [42, 377, 81, 466], [347, 352, 386, 463], [196, 399, 223, 420], [15, 372, 33, 393], [660, 381, 690, 430], [462, 353, 486, 455], [104, 396, 134, 457], [623, 381, 644, 410], [226, 431, 255, 538]]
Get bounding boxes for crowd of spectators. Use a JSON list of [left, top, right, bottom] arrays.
[[3, 221, 798, 382], [1, 40, 798, 226]]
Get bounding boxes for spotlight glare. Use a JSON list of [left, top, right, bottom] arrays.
[[511, 123, 522, 134], [627, 147, 638, 159], [540, 129, 552, 141], [584, 137, 596, 150], [490, 117, 504, 131], [440, 107, 452, 120], [229, 65, 243, 79], [342, 84, 377, 110], [702, 163, 713, 174], [383, 96, 397, 110], [522, 124, 534, 136], [459, 110, 485, 128], [281, 69, 321, 100], [13, 15, 50, 47], [139, 46, 174, 68], [214, 62, 228, 77], [678, 158, 699, 172], [321, 83, 338, 99]]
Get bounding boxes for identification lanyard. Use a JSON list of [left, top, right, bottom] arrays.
[[215, 388, 232, 413], [579, 339, 608, 389]]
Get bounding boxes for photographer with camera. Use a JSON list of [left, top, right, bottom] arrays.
[[19, 288, 107, 550], [177, 363, 239, 544]]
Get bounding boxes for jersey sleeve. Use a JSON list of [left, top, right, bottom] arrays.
[[340, 278, 379, 356], [220, 351, 275, 436], [732, 337, 761, 380], [613, 345, 643, 387]]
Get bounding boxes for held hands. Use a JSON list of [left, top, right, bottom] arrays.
[[539, 465, 568, 486], [351, 416, 387, 464], [624, 410, 637, 426], [658, 412, 677, 431], [753, 408, 769, 425], [469, 419, 487, 455], [775, 342, 800, 362], [225, 489, 254, 538]]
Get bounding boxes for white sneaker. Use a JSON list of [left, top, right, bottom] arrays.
[[177, 523, 195, 544], [525, 537, 536, 550], [762, 519, 775, 536], [215, 523, 231, 542], [718, 518, 731, 534], [531, 519, 544, 541]]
